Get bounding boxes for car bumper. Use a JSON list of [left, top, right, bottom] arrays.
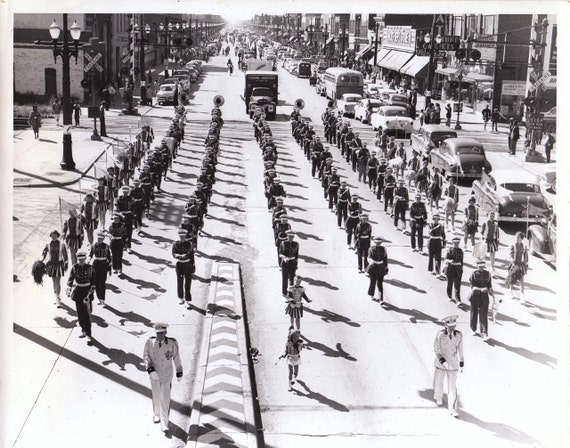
[[498, 215, 547, 223]]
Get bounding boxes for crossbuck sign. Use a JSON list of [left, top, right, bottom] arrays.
[[84, 52, 103, 73]]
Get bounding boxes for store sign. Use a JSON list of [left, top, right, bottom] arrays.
[[383, 26, 416, 52], [501, 80, 526, 97]]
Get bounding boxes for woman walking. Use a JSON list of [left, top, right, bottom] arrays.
[[505, 231, 528, 303], [28, 105, 42, 139], [279, 328, 304, 391], [285, 276, 312, 330], [81, 193, 98, 246], [41, 230, 69, 308]]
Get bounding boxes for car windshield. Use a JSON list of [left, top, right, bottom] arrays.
[[501, 183, 540, 193], [430, 133, 457, 146], [345, 96, 360, 103], [391, 95, 407, 102], [160, 86, 173, 91], [455, 145, 483, 154], [252, 87, 272, 97], [383, 109, 407, 117]]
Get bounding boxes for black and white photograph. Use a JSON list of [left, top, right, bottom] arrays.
[[2, 1, 568, 447]]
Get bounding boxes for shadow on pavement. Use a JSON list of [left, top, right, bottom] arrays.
[[293, 380, 349, 412], [381, 302, 439, 324], [294, 231, 323, 242], [486, 339, 557, 368], [303, 306, 361, 327], [384, 277, 427, 293], [302, 276, 338, 290], [301, 335, 357, 362], [91, 338, 145, 371]]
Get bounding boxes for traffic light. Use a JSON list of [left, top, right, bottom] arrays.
[[455, 49, 466, 60], [455, 48, 481, 62], [173, 37, 182, 46], [524, 96, 539, 109], [539, 97, 552, 112], [185, 38, 193, 46]]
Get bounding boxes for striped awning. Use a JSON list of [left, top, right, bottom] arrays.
[[399, 55, 430, 77], [377, 50, 414, 71], [356, 45, 374, 61], [374, 48, 392, 65]]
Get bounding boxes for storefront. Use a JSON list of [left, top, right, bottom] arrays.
[[399, 55, 429, 92], [499, 80, 526, 119], [463, 72, 494, 111], [376, 26, 416, 86]]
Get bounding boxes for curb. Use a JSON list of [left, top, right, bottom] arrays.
[[187, 262, 259, 448]]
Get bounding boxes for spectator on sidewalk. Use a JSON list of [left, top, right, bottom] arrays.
[[41, 229, 69, 308], [482, 105, 491, 131], [143, 323, 183, 433], [73, 100, 82, 126], [544, 130, 555, 163], [99, 101, 108, 137], [28, 105, 42, 139], [52, 97, 61, 126], [445, 104, 452, 127], [508, 119, 519, 155], [491, 107, 505, 132], [108, 84, 116, 107], [102, 86, 110, 110]]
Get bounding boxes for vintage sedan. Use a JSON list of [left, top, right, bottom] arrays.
[[156, 83, 177, 105], [336, 93, 363, 118], [411, 124, 458, 157], [542, 163, 556, 193], [471, 169, 552, 223], [430, 137, 492, 180], [370, 106, 414, 135], [527, 213, 556, 263], [354, 99, 383, 123]]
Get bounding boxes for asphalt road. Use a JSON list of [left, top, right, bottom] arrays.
[[12, 52, 562, 448]]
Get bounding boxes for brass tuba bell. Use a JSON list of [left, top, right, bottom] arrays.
[[295, 98, 305, 110], [213, 95, 225, 106]]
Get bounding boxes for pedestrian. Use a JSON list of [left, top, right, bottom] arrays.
[[355, 214, 372, 273], [433, 103, 441, 124], [505, 231, 528, 304], [172, 228, 195, 306], [443, 178, 459, 231], [63, 209, 84, 266], [409, 192, 427, 253], [81, 193, 98, 246], [428, 213, 446, 277], [482, 105, 491, 131], [89, 230, 112, 307], [108, 84, 116, 106], [468, 260, 495, 341], [52, 97, 61, 126], [28, 105, 42, 139], [73, 100, 82, 126], [480, 210, 499, 274], [419, 109, 425, 127], [101, 86, 110, 109], [41, 229, 69, 308], [491, 107, 504, 132], [279, 231, 299, 296], [346, 195, 362, 248], [115, 186, 134, 252], [227, 58, 234, 76], [445, 104, 452, 127], [367, 236, 389, 304], [99, 101, 108, 137], [143, 323, 183, 434], [95, 177, 109, 229], [463, 197, 479, 252], [285, 275, 312, 330], [66, 250, 95, 344], [544, 130, 555, 163], [433, 315, 464, 418], [108, 213, 125, 275], [444, 236, 464, 304], [278, 328, 303, 392], [508, 118, 519, 155], [429, 167, 443, 212]]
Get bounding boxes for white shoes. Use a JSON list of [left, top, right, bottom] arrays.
[[436, 399, 443, 406]]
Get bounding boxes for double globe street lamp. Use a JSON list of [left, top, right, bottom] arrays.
[[48, 16, 82, 170], [423, 31, 442, 98]]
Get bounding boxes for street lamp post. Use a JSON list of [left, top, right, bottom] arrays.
[[423, 31, 442, 99], [48, 15, 82, 171], [306, 24, 315, 53], [321, 24, 329, 61], [339, 25, 348, 66]]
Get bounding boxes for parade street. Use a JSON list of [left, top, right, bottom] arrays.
[[11, 51, 562, 448]]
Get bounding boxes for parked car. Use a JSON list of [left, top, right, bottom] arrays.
[[429, 137, 492, 180], [377, 88, 398, 104], [471, 169, 552, 223], [411, 124, 458, 157], [370, 106, 414, 135], [156, 83, 177, 105], [354, 99, 383, 123], [527, 213, 556, 263], [316, 80, 326, 96], [385, 93, 409, 110], [364, 83, 387, 99], [336, 93, 363, 117]]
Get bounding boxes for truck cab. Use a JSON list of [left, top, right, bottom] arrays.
[[244, 71, 278, 119]]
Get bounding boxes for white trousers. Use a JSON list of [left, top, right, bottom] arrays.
[[150, 378, 171, 429], [433, 368, 458, 411]]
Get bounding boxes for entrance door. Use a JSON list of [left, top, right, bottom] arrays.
[[45, 68, 57, 96]]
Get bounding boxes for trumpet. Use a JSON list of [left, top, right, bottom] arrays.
[[294, 98, 305, 110], [213, 95, 225, 106]]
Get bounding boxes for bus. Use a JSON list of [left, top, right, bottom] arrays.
[[323, 68, 364, 100]]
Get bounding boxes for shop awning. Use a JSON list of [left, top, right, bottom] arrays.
[[463, 72, 494, 83], [399, 55, 430, 77], [374, 48, 391, 65], [377, 50, 414, 71], [289, 36, 298, 43], [325, 37, 335, 47], [435, 67, 459, 78], [356, 45, 374, 61]]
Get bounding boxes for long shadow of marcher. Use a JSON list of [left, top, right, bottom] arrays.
[[303, 306, 361, 327], [293, 380, 350, 412], [120, 272, 168, 292], [302, 276, 338, 290], [90, 338, 145, 371], [381, 302, 440, 324], [301, 335, 357, 361], [486, 338, 557, 368], [105, 304, 154, 330]]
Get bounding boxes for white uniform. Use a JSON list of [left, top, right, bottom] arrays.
[[433, 328, 464, 413], [143, 336, 183, 430]]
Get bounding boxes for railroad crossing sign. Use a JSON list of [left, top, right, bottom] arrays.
[[455, 62, 468, 78], [528, 70, 551, 93], [84, 52, 103, 73]]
